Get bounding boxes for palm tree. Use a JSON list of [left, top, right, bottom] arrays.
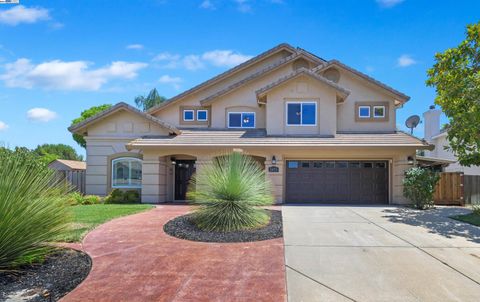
[[134, 88, 167, 111], [187, 152, 274, 232]]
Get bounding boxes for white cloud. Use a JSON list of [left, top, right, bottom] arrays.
[[1, 59, 147, 91], [235, 0, 252, 13], [397, 54, 417, 67], [0, 5, 50, 26], [26, 108, 57, 122], [0, 121, 8, 131], [158, 75, 182, 90], [200, 0, 215, 9], [183, 55, 204, 70], [126, 44, 144, 50], [152, 49, 252, 70], [376, 0, 405, 8], [202, 50, 253, 67]]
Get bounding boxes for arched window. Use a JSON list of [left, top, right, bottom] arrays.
[[112, 157, 142, 188]]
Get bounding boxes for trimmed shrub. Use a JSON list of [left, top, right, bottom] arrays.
[[0, 147, 71, 270], [403, 167, 440, 210], [66, 192, 102, 205], [187, 152, 274, 232], [104, 189, 140, 204]]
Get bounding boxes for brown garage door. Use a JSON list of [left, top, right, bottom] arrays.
[[285, 160, 388, 204]]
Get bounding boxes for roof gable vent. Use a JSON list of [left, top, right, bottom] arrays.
[[323, 67, 341, 83]]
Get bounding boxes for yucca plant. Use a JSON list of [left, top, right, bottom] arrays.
[[187, 152, 274, 232], [0, 148, 71, 271]]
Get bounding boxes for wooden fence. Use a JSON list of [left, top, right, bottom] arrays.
[[54, 170, 86, 194], [433, 172, 464, 205]]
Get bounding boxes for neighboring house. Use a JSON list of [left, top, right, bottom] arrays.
[[69, 43, 431, 205], [422, 106, 480, 175], [48, 159, 87, 193]]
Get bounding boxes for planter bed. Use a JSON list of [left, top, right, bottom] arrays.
[[0, 249, 91, 302], [164, 209, 283, 243]]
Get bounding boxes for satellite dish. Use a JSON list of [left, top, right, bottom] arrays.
[[405, 115, 420, 135]]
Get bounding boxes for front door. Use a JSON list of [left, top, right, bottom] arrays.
[[174, 160, 196, 201]]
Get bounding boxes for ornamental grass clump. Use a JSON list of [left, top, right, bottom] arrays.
[[187, 152, 274, 232], [0, 148, 71, 271]]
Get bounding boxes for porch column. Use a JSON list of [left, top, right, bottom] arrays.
[[141, 154, 167, 203], [265, 155, 284, 204]]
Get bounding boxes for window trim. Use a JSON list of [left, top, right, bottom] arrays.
[[111, 157, 142, 189], [373, 105, 385, 118], [197, 109, 208, 121], [286, 101, 317, 126], [183, 109, 195, 121], [227, 112, 256, 129], [358, 106, 371, 118]]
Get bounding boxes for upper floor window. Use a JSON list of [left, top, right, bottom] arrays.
[[112, 157, 142, 188], [373, 106, 385, 118], [183, 110, 194, 121], [287, 102, 316, 126], [228, 112, 255, 128], [197, 110, 208, 121], [358, 106, 371, 118]]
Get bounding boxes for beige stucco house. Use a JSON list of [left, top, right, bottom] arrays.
[[69, 43, 431, 205]]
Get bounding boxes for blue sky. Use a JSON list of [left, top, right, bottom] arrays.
[[0, 0, 478, 157]]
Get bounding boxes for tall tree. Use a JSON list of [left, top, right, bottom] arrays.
[[34, 143, 83, 164], [426, 21, 480, 166], [134, 88, 167, 111], [71, 104, 112, 148]]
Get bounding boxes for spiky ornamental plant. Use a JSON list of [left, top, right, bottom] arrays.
[[0, 148, 71, 271], [187, 152, 274, 232]]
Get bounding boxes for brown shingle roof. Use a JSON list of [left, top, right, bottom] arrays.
[[68, 102, 181, 135], [127, 129, 432, 149]]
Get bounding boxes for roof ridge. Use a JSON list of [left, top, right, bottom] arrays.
[[68, 102, 180, 135]]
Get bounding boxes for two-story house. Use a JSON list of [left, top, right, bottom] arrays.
[[69, 43, 431, 205]]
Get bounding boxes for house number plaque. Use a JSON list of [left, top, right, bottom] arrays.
[[268, 166, 279, 173]]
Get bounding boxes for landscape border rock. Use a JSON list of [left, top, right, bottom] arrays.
[[163, 209, 283, 243]]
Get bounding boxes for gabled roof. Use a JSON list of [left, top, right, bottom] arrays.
[[314, 60, 410, 105], [127, 129, 432, 149], [49, 159, 86, 170], [255, 68, 350, 100], [199, 52, 319, 105], [148, 43, 325, 114], [68, 102, 181, 135]]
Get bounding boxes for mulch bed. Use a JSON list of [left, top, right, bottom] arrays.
[[163, 209, 283, 243], [0, 249, 91, 302]]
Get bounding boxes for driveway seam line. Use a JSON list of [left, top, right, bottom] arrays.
[[348, 208, 480, 287], [286, 265, 357, 302]]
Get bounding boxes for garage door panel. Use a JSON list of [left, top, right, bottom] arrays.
[[286, 160, 388, 204]]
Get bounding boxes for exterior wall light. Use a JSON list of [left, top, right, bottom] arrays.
[[272, 156, 277, 165], [170, 156, 176, 165], [407, 156, 414, 165]]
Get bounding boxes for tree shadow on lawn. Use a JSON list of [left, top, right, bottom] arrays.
[[381, 206, 480, 244]]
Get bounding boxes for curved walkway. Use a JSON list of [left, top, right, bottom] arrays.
[[62, 205, 286, 302]]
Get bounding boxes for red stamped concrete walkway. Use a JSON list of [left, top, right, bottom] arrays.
[[62, 205, 286, 302]]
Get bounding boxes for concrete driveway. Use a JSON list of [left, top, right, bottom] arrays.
[[283, 205, 480, 302]]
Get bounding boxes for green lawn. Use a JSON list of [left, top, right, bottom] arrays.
[[451, 213, 480, 227], [57, 204, 154, 242]]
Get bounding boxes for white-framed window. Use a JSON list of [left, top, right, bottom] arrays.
[[286, 102, 317, 126], [358, 106, 371, 118], [112, 157, 142, 188], [228, 112, 256, 128], [197, 109, 208, 121], [183, 110, 194, 121], [373, 106, 385, 118]]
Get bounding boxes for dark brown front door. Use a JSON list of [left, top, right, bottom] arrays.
[[175, 160, 196, 201], [285, 160, 388, 204]]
